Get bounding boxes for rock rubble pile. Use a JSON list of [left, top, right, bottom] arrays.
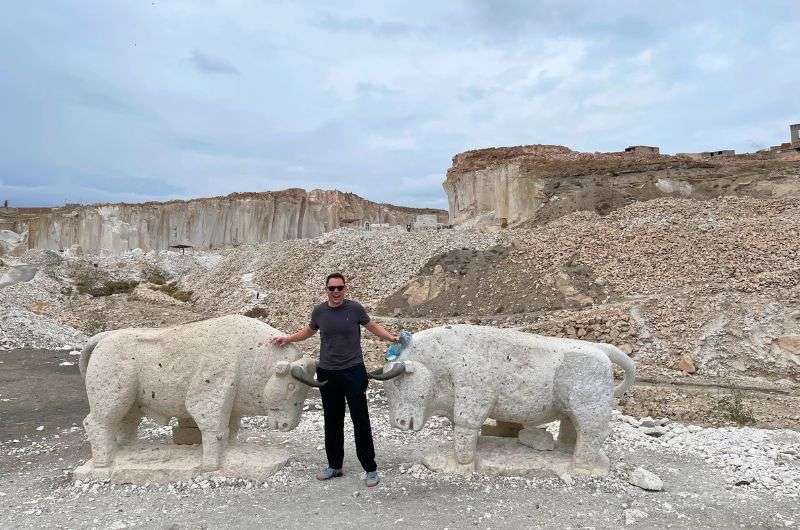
[[0, 249, 219, 350], [182, 227, 501, 332]]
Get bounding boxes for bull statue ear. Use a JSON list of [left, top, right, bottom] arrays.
[[275, 361, 290, 376], [301, 357, 316, 373]]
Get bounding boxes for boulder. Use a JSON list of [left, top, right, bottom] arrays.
[[628, 466, 664, 491]]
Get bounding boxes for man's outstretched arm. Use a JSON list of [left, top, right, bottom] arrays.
[[365, 320, 398, 343], [271, 325, 316, 347]]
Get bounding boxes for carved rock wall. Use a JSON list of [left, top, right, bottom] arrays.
[[10, 189, 447, 253], [443, 145, 800, 226]]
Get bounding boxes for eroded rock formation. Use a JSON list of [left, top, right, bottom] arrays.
[[443, 145, 800, 226], [5, 189, 447, 253]]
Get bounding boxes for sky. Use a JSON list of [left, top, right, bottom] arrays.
[[1, 1, 799, 209]]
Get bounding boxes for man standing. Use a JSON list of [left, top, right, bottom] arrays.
[[271, 272, 398, 487]]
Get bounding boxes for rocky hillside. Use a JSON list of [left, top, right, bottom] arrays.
[[3, 189, 447, 253], [443, 144, 800, 226], [376, 196, 800, 427]]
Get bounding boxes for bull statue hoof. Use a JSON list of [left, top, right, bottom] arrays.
[[371, 324, 635, 480], [572, 452, 611, 476], [75, 315, 324, 484], [422, 451, 477, 476]]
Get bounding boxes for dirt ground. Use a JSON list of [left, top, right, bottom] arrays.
[[1, 349, 798, 529]]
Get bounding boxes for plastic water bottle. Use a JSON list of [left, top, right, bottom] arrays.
[[385, 342, 402, 362], [385, 330, 412, 361]]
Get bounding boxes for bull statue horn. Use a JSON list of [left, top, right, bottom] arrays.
[[368, 363, 406, 381], [290, 365, 327, 387]]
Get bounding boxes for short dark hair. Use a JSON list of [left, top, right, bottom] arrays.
[[326, 272, 346, 286]]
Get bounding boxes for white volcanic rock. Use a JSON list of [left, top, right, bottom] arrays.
[[628, 466, 664, 491], [443, 144, 800, 227], [15, 189, 446, 253]]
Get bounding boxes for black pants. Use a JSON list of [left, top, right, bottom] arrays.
[[316, 363, 377, 472]]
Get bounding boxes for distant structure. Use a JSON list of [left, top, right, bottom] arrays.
[[625, 145, 659, 155], [702, 150, 735, 158], [758, 123, 800, 153], [168, 242, 194, 254]]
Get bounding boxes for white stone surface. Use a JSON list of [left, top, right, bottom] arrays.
[[376, 324, 636, 476], [21, 190, 446, 253], [423, 436, 572, 477], [73, 442, 290, 483], [628, 466, 664, 491], [624, 508, 649, 525]]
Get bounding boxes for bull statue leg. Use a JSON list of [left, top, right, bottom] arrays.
[[452, 385, 496, 470], [563, 393, 612, 475], [228, 415, 241, 442], [555, 354, 614, 475], [556, 415, 577, 451], [116, 407, 142, 446], [83, 367, 138, 469], [569, 409, 611, 475], [185, 360, 237, 471]]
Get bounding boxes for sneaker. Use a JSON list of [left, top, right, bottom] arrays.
[[365, 470, 380, 487], [316, 467, 343, 481]]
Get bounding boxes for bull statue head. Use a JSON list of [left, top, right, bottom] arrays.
[[263, 357, 325, 431], [369, 360, 434, 432]]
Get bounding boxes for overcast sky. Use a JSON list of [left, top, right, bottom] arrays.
[[1, 1, 799, 208]]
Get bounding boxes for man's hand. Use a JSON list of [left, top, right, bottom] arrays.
[[271, 336, 291, 347], [271, 325, 316, 347]]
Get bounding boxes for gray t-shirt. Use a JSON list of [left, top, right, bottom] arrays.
[[310, 299, 371, 370]]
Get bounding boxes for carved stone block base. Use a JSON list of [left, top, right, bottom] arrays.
[[423, 435, 573, 477], [73, 442, 290, 483]]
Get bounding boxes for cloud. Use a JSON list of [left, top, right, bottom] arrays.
[[695, 53, 733, 72], [188, 50, 240, 75], [311, 12, 420, 37], [0, 1, 798, 209]]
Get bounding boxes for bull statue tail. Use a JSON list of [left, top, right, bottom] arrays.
[[79, 331, 114, 379], [600, 344, 636, 397]]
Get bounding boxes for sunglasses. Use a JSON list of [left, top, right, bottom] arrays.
[[327, 285, 345, 292]]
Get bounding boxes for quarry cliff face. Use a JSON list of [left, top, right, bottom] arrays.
[[11, 189, 447, 253], [443, 145, 800, 226]]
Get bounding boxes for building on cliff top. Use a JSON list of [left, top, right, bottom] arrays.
[[624, 145, 660, 155], [703, 150, 735, 157], [759, 123, 800, 153]]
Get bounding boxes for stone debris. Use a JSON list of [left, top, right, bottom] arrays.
[[0, 306, 86, 351], [0, 248, 220, 351], [182, 226, 501, 337], [628, 467, 664, 491], [609, 411, 800, 496], [623, 508, 649, 525]]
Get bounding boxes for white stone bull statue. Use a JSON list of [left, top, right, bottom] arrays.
[[79, 315, 324, 472], [369, 324, 635, 475]]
